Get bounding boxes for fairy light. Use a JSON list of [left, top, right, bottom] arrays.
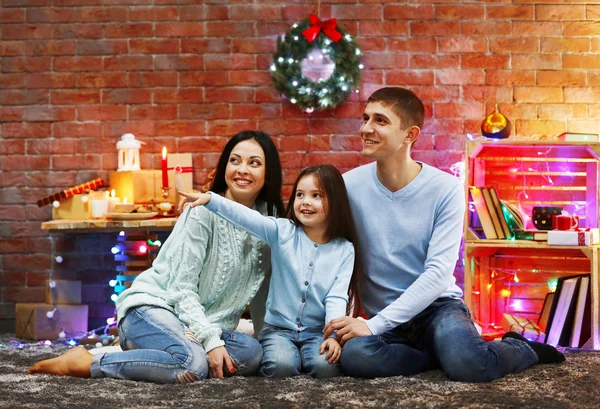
[[270, 64, 276, 72]]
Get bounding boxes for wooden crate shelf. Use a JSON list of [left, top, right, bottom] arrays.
[[465, 140, 600, 239], [464, 140, 600, 349], [464, 241, 600, 349]]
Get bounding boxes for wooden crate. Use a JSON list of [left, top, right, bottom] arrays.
[[465, 141, 600, 240], [464, 241, 600, 349]]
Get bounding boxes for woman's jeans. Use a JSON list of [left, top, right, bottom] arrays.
[[340, 298, 538, 382], [90, 306, 262, 384], [259, 324, 342, 378]]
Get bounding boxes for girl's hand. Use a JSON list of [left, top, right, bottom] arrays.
[[320, 337, 342, 364], [206, 346, 238, 379], [178, 191, 211, 212]]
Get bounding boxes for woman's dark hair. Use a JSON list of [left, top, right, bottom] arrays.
[[285, 164, 363, 317], [210, 131, 284, 217]]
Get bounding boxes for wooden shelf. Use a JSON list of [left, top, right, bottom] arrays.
[[41, 217, 178, 233], [464, 140, 600, 349]]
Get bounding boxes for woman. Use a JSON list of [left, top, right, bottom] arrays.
[[28, 131, 284, 384]]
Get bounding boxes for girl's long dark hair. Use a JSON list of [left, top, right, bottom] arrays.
[[210, 131, 284, 217], [285, 164, 363, 317]]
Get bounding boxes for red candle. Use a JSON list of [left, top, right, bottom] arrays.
[[161, 146, 169, 189]]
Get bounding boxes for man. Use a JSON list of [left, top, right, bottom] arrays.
[[323, 87, 565, 382]]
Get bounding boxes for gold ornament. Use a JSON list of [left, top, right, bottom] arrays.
[[481, 104, 511, 139]]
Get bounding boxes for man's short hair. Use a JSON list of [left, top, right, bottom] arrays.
[[367, 87, 425, 130]]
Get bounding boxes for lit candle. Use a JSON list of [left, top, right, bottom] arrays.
[[161, 146, 169, 189], [107, 189, 120, 213]]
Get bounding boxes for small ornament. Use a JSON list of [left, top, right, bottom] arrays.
[[481, 104, 511, 139], [271, 14, 362, 111], [116, 133, 141, 171]]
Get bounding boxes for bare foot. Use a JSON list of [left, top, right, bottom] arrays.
[[27, 346, 92, 378]]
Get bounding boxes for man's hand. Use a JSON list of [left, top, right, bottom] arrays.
[[177, 191, 211, 212], [206, 346, 237, 379], [320, 337, 342, 364], [323, 317, 372, 346]]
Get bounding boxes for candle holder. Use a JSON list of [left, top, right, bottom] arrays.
[[158, 187, 175, 217]]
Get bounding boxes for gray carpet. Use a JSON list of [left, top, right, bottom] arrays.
[[1, 338, 599, 409]]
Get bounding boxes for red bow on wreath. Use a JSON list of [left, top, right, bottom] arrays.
[[302, 14, 343, 43]]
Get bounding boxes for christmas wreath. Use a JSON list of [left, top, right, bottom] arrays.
[[270, 14, 363, 112]]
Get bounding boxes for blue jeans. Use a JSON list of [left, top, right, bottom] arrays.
[[258, 324, 342, 378], [90, 306, 263, 384], [340, 298, 538, 382]]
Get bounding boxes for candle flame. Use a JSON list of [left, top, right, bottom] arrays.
[[111, 189, 116, 198], [162, 146, 167, 159]]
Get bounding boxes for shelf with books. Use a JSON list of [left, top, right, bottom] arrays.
[[464, 242, 599, 350], [465, 140, 600, 241]]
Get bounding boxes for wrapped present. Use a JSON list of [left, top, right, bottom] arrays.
[[109, 170, 162, 204], [167, 153, 193, 205], [109, 154, 193, 205], [37, 178, 105, 207], [501, 313, 546, 342], [15, 303, 88, 340], [51, 194, 91, 220], [547, 228, 599, 246]]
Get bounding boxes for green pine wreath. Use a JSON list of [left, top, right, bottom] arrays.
[[270, 18, 363, 112]]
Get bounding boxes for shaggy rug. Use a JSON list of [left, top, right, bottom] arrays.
[[0, 338, 598, 409]]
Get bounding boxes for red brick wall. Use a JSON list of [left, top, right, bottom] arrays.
[[1, 1, 600, 327]]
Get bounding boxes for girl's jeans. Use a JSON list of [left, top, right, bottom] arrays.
[[90, 305, 262, 384], [340, 298, 538, 382], [258, 323, 342, 379]]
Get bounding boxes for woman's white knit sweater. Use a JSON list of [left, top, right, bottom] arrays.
[[116, 201, 270, 352]]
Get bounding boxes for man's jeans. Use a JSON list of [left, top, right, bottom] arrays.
[[259, 324, 342, 378], [340, 298, 538, 382], [90, 306, 262, 383]]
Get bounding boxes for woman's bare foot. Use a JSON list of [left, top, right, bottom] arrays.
[[27, 346, 93, 378]]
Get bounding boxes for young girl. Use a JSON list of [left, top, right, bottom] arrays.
[[180, 164, 362, 379]]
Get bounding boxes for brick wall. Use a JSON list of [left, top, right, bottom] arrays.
[[1, 1, 599, 330]]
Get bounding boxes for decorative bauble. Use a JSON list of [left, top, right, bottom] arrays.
[[482, 104, 511, 139]]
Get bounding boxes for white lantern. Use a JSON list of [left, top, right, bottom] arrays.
[[116, 133, 141, 171]]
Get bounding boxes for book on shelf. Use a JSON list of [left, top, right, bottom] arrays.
[[513, 230, 548, 242], [500, 200, 525, 231], [537, 292, 555, 334], [569, 276, 591, 348], [545, 275, 585, 346], [469, 187, 498, 239], [488, 187, 513, 239], [556, 132, 599, 142], [481, 188, 505, 239]]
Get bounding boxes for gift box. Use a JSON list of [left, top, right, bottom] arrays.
[[167, 153, 193, 205], [45, 279, 81, 305], [109, 154, 193, 205], [547, 229, 599, 246], [501, 313, 546, 342], [109, 170, 161, 204], [51, 194, 91, 220], [15, 303, 88, 340]]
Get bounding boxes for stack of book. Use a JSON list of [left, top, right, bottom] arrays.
[[469, 187, 514, 239], [540, 274, 591, 348], [469, 186, 549, 241]]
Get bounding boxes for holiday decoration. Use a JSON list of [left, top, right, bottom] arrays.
[[481, 104, 511, 139], [116, 133, 141, 171], [270, 14, 362, 111], [37, 178, 105, 207]]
